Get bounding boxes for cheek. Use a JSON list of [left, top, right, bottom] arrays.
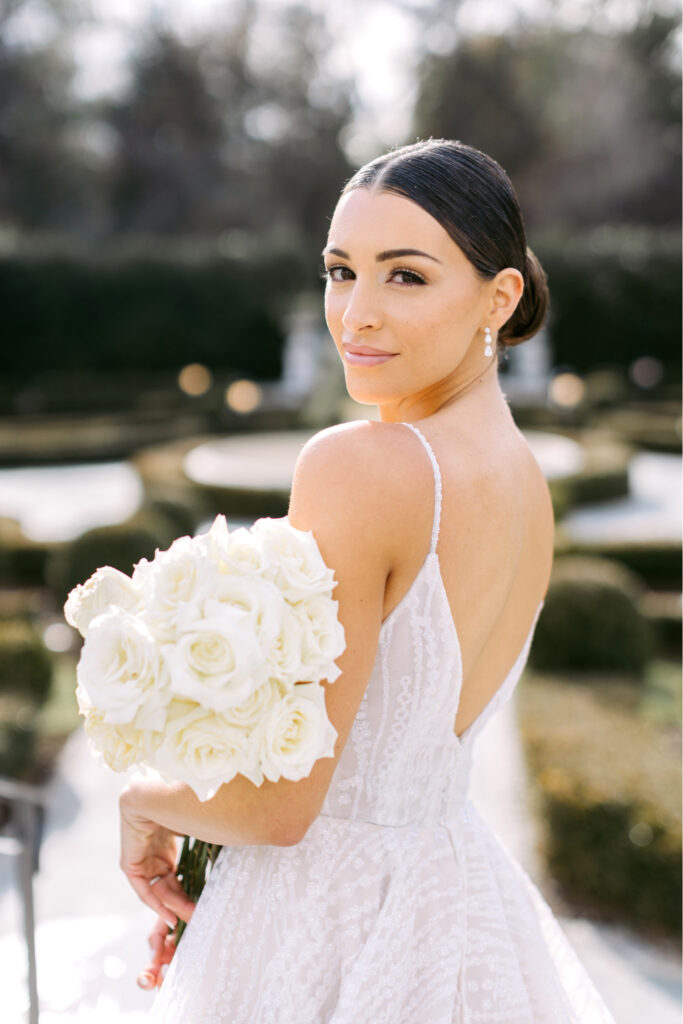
[[324, 292, 345, 345]]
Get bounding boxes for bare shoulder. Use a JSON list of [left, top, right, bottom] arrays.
[[288, 420, 429, 575], [294, 419, 420, 479]]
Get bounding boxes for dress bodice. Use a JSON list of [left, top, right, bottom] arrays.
[[320, 421, 545, 829]]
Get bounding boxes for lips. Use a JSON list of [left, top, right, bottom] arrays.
[[344, 344, 396, 356], [342, 346, 398, 367]]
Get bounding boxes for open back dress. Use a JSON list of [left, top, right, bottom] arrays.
[[149, 421, 617, 1023]]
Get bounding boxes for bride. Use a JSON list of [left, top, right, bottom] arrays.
[[119, 138, 616, 1022]]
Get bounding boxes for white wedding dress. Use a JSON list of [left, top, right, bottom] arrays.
[[149, 422, 616, 1023]]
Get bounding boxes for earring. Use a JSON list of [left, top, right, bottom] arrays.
[[484, 326, 493, 357]]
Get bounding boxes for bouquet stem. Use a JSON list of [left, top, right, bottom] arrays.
[[173, 836, 222, 943]]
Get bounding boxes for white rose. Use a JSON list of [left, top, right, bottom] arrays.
[[76, 609, 169, 726], [293, 595, 346, 683], [75, 682, 92, 715], [153, 701, 264, 799], [161, 607, 268, 712], [64, 566, 142, 638], [265, 603, 308, 688], [223, 526, 271, 576], [133, 534, 220, 641], [222, 678, 284, 733], [196, 514, 231, 560], [251, 517, 337, 601], [82, 707, 156, 772], [202, 573, 285, 651], [257, 682, 337, 782]]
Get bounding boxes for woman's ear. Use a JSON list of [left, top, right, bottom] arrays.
[[488, 268, 524, 331]]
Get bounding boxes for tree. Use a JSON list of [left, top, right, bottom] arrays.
[[412, 10, 681, 230], [104, 27, 227, 234], [0, 0, 82, 230], [98, 3, 354, 276]]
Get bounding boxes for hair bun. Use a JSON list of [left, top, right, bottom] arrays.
[[499, 246, 549, 346]]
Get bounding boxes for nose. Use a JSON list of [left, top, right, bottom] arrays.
[[340, 280, 382, 333]]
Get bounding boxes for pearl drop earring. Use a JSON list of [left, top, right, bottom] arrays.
[[484, 326, 493, 357]]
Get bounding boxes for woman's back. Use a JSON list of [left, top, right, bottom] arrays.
[[361, 401, 555, 740]]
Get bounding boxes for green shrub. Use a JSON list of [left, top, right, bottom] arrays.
[[546, 478, 573, 522], [0, 718, 37, 779], [145, 497, 199, 539], [594, 405, 683, 454], [194, 483, 290, 520], [518, 673, 681, 939], [0, 240, 294, 381], [560, 431, 632, 505], [536, 226, 681, 376], [590, 541, 681, 591], [638, 593, 682, 657], [557, 539, 682, 591], [0, 517, 52, 587], [47, 523, 158, 602], [0, 619, 53, 703], [530, 557, 653, 678], [46, 502, 189, 601]]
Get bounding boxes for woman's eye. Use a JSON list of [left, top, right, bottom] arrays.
[[391, 268, 426, 285], [321, 264, 354, 282], [319, 264, 426, 285]]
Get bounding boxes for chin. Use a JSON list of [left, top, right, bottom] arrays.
[[343, 380, 391, 407]]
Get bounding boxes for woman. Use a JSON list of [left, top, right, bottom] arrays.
[[121, 138, 617, 1021]]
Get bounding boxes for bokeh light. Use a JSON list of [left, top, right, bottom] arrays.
[[225, 379, 262, 413], [43, 622, 76, 652], [178, 363, 213, 396], [629, 356, 664, 389], [548, 372, 586, 409]]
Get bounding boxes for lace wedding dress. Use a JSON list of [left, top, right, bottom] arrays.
[[149, 422, 616, 1023]]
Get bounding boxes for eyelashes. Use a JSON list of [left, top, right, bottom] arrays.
[[319, 263, 427, 286]]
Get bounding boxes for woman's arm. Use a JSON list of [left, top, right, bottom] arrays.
[[120, 421, 411, 913]]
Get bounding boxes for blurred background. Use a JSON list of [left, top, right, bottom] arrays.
[[0, 0, 680, 1020]]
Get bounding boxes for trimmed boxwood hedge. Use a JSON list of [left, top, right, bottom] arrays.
[[518, 672, 681, 939], [0, 239, 296, 381], [0, 618, 54, 780], [535, 226, 681, 376], [0, 618, 53, 703], [0, 517, 52, 588], [47, 521, 163, 603], [46, 503, 186, 602], [529, 557, 653, 678], [0, 716, 37, 779]]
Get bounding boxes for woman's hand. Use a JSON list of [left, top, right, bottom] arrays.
[[119, 779, 197, 928], [137, 914, 177, 991]]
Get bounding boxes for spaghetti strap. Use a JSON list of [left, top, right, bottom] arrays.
[[399, 422, 442, 555]]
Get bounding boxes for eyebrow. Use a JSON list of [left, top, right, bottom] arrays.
[[323, 246, 442, 265]]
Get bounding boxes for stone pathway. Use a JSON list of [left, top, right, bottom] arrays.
[[1, 704, 680, 1022]]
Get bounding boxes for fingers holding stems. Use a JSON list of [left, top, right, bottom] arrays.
[[137, 914, 177, 990]]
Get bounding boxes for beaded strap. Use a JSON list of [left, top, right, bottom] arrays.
[[400, 422, 442, 555]]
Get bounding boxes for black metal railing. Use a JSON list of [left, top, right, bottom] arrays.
[[0, 776, 47, 1024]]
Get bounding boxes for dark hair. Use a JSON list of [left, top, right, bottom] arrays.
[[341, 138, 549, 348]]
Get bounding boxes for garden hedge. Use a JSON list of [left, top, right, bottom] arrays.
[[0, 618, 54, 780], [529, 557, 653, 678], [46, 503, 185, 602], [518, 672, 681, 939], [535, 225, 681, 376], [0, 618, 53, 703], [0, 237, 300, 386]]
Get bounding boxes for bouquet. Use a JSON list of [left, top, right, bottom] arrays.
[[64, 514, 346, 939]]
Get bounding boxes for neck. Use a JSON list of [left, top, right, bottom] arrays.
[[378, 355, 505, 424]]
